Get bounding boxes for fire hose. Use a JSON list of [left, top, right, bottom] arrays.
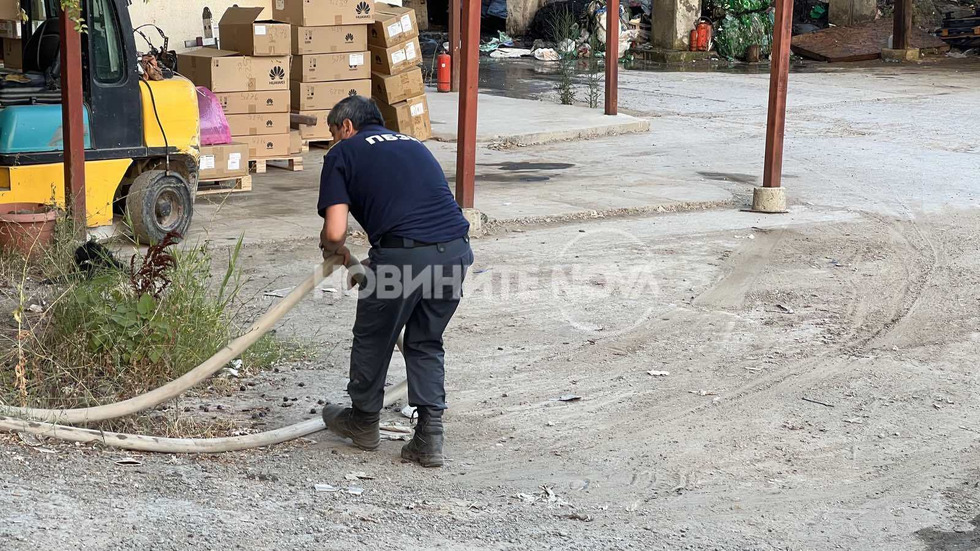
[[0, 255, 410, 453]]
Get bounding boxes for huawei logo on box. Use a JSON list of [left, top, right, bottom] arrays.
[[266, 98, 274, 106], [265, 142, 274, 150], [355, 1, 370, 17], [269, 66, 286, 84], [348, 89, 357, 97], [345, 32, 354, 42]]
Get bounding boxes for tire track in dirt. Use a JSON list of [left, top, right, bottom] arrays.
[[655, 213, 938, 426]]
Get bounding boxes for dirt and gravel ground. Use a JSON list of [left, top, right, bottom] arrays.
[[3, 58, 980, 550], [3, 202, 979, 550]]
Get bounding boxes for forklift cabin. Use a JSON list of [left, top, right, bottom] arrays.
[[0, 0, 200, 243]]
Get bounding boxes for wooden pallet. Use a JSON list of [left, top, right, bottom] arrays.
[[791, 18, 950, 62], [309, 140, 333, 150], [251, 156, 304, 173], [197, 175, 252, 196]]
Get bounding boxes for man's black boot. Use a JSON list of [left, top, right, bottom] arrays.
[[321, 404, 380, 451], [401, 407, 444, 467]]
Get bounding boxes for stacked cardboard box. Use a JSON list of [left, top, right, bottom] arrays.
[[0, 3, 22, 71], [219, 8, 292, 159], [369, 4, 430, 140], [274, 0, 374, 142]]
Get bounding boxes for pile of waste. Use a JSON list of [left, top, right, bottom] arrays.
[[516, 0, 639, 60], [706, 0, 776, 59]]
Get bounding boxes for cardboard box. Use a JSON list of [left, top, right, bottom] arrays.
[[0, 20, 21, 40], [402, 0, 428, 31], [291, 79, 371, 111], [291, 51, 369, 82], [0, 0, 20, 23], [274, 0, 375, 27], [215, 90, 291, 114], [292, 25, 367, 55], [379, 94, 430, 140], [371, 67, 423, 105], [292, 109, 331, 140], [289, 129, 304, 154], [369, 37, 420, 76], [218, 7, 290, 56], [235, 133, 291, 158], [177, 49, 290, 92], [199, 142, 250, 180], [225, 113, 290, 136], [368, 5, 419, 48], [2, 37, 21, 71]]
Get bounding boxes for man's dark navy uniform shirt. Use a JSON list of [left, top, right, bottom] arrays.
[[317, 125, 470, 246]]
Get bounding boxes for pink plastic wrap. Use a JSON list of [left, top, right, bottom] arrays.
[[196, 86, 231, 146]]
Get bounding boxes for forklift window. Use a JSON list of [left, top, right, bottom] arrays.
[[89, 0, 124, 83]]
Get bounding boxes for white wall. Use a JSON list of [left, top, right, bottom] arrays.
[[126, 0, 272, 52]]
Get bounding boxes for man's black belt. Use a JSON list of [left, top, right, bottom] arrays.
[[377, 235, 468, 249]]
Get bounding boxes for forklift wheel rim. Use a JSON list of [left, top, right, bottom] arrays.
[[154, 188, 184, 231]]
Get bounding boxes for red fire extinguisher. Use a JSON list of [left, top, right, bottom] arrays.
[[689, 28, 699, 51], [437, 53, 451, 93], [695, 18, 713, 51]]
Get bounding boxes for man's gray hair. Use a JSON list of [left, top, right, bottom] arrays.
[[328, 96, 385, 130]]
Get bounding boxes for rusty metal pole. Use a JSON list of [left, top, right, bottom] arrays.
[[449, 0, 461, 92], [604, 0, 619, 115], [893, 0, 912, 49], [60, 13, 86, 235], [454, 0, 479, 209], [762, 0, 793, 189]]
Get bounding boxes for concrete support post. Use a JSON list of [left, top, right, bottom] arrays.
[[651, 0, 700, 50]]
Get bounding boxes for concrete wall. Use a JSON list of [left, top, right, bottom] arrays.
[[652, 0, 699, 50], [126, 1, 272, 52], [506, 0, 547, 36], [828, 0, 876, 27]]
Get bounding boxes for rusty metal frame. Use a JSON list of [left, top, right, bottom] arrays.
[[60, 14, 86, 232], [449, 0, 461, 92], [762, 0, 793, 188], [454, 0, 480, 208], [604, 0, 619, 115]]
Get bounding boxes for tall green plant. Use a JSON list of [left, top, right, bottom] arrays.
[[548, 5, 579, 106]]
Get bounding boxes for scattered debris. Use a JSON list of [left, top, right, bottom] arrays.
[[321, 287, 339, 294], [647, 370, 670, 377], [345, 472, 375, 481], [775, 304, 795, 314], [400, 405, 417, 419], [843, 418, 864, 424], [115, 457, 143, 466], [263, 287, 293, 298], [534, 48, 560, 61], [347, 487, 365, 496], [801, 397, 835, 408], [546, 421, 556, 427], [490, 47, 532, 58], [689, 389, 717, 396], [314, 483, 339, 492], [27, 304, 43, 313], [555, 394, 582, 402], [565, 512, 594, 522]]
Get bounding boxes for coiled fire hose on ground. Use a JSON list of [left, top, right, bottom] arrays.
[[0, 255, 410, 453]]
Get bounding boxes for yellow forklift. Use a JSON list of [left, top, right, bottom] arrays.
[[0, 0, 200, 243]]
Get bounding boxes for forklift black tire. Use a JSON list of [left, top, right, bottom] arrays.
[[126, 170, 194, 245]]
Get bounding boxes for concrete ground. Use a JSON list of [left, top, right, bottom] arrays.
[[426, 91, 650, 146], [4, 58, 980, 550]]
